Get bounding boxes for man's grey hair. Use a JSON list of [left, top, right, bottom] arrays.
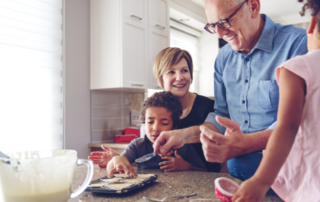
[[204, 0, 246, 4]]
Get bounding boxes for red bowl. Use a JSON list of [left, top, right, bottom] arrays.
[[215, 177, 239, 202]]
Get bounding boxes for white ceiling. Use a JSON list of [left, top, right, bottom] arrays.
[[173, 0, 310, 31], [190, 0, 304, 18]]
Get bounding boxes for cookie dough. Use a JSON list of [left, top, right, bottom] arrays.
[[109, 183, 132, 190], [137, 174, 155, 179]]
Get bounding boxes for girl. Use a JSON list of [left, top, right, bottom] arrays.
[[233, 0, 320, 201]]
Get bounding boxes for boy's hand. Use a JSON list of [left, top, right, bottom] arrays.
[[159, 150, 191, 172], [107, 156, 137, 178], [88, 145, 119, 168], [232, 177, 269, 202]]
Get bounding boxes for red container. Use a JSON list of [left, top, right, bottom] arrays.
[[124, 127, 140, 137], [215, 177, 239, 202], [114, 135, 137, 143]]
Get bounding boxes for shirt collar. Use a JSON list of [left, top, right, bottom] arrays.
[[235, 14, 275, 55], [253, 14, 275, 52]]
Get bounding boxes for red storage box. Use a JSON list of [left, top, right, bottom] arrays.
[[124, 127, 140, 137], [114, 135, 137, 143]]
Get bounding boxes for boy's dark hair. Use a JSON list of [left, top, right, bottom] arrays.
[[140, 91, 182, 129], [299, 0, 320, 32]]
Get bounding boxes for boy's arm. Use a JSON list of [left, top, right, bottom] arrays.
[[232, 68, 306, 202], [107, 155, 137, 178], [159, 150, 206, 172]]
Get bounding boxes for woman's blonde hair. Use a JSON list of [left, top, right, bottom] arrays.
[[153, 47, 193, 88]]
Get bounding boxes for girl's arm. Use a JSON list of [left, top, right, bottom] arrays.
[[233, 68, 306, 202]]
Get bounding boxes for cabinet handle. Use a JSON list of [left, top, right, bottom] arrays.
[[131, 84, 144, 87], [130, 15, 143, 20], [156, 24, 166, 29]]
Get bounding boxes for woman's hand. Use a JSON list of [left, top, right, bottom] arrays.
[[88, 145, 120, 168], [159, 150, 191, 172], [107, 156, 137, 178], [232, 177, 269, 202]]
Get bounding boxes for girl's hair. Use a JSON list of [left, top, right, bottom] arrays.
[[153, 47, 193, 88], [299, 0, 320, 32], [140, 91, 182, 129]]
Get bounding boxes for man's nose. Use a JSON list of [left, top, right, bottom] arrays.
[[215, 26, 228, 38]]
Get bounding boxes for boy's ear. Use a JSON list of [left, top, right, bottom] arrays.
[[307, 16, 317, 35]]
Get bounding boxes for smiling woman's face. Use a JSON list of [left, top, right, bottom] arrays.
[[162, 58, 191, 98]]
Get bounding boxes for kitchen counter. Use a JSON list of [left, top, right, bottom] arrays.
[[68, 165, 283, 202], [89, 142, 129, 149]]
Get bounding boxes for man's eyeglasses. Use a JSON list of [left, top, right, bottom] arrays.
[[204, 0, 248, 34]]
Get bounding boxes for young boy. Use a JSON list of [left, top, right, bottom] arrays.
[[107, 91, 206, 177]]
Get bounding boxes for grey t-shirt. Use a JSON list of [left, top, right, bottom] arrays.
[[121, 135, 206, 169]]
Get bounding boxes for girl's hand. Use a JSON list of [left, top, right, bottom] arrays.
[[232, 177, 269, 202], [159, 150, 191, 172], [107, 156, 137, 178], [88, 145, 120, 168]]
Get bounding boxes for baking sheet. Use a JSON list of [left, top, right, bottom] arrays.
[[85, 174, 158, 194]]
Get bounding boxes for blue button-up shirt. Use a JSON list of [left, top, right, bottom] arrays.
[[205, 14, 308, 134]]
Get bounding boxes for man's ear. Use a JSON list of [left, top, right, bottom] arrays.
[[307, 16, 317, 35], [248, 0, 260, 18]]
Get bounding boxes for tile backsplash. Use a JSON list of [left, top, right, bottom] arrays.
[[91, 90, 145, 143]]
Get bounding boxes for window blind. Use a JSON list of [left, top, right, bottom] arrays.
[[170, 27, 200, 93], [0, 0, 63, 153]]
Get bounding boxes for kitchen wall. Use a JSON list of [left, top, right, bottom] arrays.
[[91, 90, 144, 142], [64, 0, 91, 159]]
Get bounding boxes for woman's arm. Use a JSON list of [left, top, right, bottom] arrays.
[[232, 68, 306, 202]]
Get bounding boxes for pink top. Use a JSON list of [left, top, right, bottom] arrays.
[[272, 49, 320, 202]]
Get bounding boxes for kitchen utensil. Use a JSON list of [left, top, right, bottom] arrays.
[[0, 150, 19, 171], [143, 193, 196, 202], [85, 174, 158, 194], [0, 150, 12, 164], [0, 150, 93, 202], [135, 152, 159, 163], [214, 177, 239, 202]]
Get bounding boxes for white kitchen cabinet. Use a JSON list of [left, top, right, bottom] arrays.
[[90, 0, 170, 90], [148, 0, 170, 89]]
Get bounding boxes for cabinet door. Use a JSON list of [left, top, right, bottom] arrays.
[[122, 0, 147, 24], [148, 0, 170, 89], [122, 18, 148, 89], [148, 26, 170, 89], [148, 0, 169, 29]]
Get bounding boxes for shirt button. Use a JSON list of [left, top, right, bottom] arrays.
[[245, 120, 248, 124], [245, 79, 248, 83], [246, 58, 250, 62], [242, 100, 245, 104]]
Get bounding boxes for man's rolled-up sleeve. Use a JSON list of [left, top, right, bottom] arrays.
[[205, 112, 227, 134]]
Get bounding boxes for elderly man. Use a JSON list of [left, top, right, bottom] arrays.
[[154, 0, 307, 182]]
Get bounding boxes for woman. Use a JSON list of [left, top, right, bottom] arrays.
[[152, 47, 220, 172], [89, 47, 221, 172]]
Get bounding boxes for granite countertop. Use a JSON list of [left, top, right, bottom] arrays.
[[89, 142, 129, 149], [68, 165, 283, 202]]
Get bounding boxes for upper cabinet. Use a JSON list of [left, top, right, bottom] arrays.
[[90, 0, 170, 90]]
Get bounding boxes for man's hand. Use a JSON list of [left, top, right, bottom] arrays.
[[88, 145, 120, 168], [159, 150, 191, 172], [200, 116, 247, 163], [107, 156, 137, 178], [153, 130, 186, 156], [232, 177, 269, 202]]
